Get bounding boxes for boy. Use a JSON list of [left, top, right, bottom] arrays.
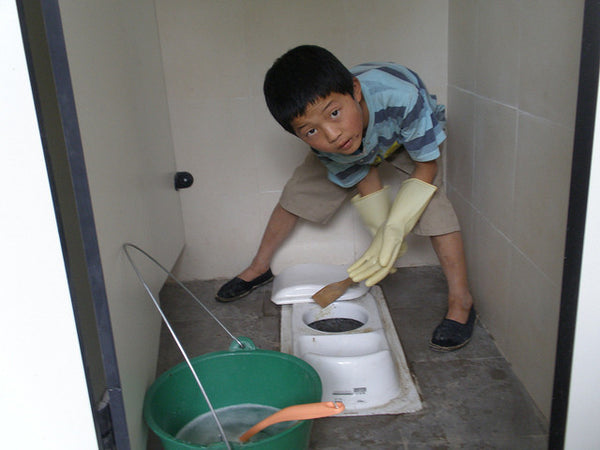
[[216, 45, 475, 351]]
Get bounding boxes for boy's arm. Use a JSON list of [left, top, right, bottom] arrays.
[[356, 158, 437, 193], [410, 159, 437, 184], [356, 166, 383, 196]]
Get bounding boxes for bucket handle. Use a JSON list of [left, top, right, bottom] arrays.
[[123, 243, 233, 449]]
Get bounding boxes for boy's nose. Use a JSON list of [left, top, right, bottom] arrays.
[[323, 125, 341, 143]]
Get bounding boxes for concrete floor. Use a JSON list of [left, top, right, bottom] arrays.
[[147, 266, 548, 449]]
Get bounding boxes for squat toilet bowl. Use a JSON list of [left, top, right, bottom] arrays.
[[272, 264, 422, 416]]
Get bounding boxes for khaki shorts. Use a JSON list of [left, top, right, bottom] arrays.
[[279, 150, 460, 236]]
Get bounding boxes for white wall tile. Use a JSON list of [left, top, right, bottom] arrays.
[[156, 0, 249, 101], [175, 190, 265, 280], [513, 114, 573, 282], [254, 123, 308, 194], [518, 0, 584, 126], [506, 248, 561, 418], [172, 97, 259, 193], [447, 86, 476, 200], [475, 0, 520, 106], [471, 213, 513, 350], [448, 0, 478, 91], [340, 0, 449, 102], [473, 99, 518, 235]]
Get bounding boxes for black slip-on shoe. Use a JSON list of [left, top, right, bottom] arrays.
[[215, 269, 274, 302], [429, 307, 476, 352]]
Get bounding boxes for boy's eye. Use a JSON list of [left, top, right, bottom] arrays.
[[331, 109, 340, 118], [306, 128, 317, 137]]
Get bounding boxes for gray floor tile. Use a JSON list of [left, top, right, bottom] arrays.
[[402, 358, 547, 445]]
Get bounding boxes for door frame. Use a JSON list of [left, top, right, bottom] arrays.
[[549, 0, 600, 447], [17, 1, 129, 448]]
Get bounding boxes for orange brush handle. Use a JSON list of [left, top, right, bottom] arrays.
[[238, 401, 345, 443]]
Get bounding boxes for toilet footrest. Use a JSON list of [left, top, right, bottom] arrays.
[[302, 350, 402, 410]]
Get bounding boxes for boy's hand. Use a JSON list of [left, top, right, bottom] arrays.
[[347, 229, 407, 286], [348, 178, 437, 286]]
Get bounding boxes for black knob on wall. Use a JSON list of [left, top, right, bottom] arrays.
[[174, 171, 194, 190]]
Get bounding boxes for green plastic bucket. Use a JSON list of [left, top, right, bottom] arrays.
[[144, 338, 322, 449]]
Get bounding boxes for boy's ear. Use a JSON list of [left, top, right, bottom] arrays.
[[352, 77, 362, 102]]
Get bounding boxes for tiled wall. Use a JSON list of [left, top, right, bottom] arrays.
[[446, 0, 584, 418], [156, 0, 448, 281], [156, 0, 585, 420]]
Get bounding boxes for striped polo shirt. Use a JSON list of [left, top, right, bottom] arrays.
[[312, 62, 446, 188]]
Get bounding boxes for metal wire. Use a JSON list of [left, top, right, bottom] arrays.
[[122, 243, 235, 449]]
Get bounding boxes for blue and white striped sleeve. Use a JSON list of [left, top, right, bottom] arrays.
[[401, 89, 446, 162]]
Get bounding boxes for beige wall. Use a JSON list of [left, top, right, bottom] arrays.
[[447, 0, 584, 418], [156, 0, 449, 280], [58, 1, 185, 448]]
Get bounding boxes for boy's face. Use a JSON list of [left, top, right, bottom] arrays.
[[291, 78, 368, 155]]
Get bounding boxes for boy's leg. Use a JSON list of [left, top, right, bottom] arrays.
[[215, 203, 297, 302], [430, 231, 473, 323], [429, 230, 476, 351], [389, 150, 475, 348], [216, 152, 350, 301]]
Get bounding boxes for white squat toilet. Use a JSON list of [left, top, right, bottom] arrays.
[[272, 264, 422, 416]]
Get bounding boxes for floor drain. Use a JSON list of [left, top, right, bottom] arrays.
[[307, 318, 364, 332]]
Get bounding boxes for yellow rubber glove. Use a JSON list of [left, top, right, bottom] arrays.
[[351, 186, 391, 236], [351, 186, 398, 276], [348, 178, 437, 286]]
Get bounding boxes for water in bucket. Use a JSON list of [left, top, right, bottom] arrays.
[[176, 403, 298, 445]]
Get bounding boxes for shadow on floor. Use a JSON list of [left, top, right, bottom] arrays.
[[147, 266, 548, 449]]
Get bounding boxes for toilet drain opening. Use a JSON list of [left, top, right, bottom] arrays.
[[307, 317, 364, 333]]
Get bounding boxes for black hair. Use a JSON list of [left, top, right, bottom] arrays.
[[263, 45, 354, 134]]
